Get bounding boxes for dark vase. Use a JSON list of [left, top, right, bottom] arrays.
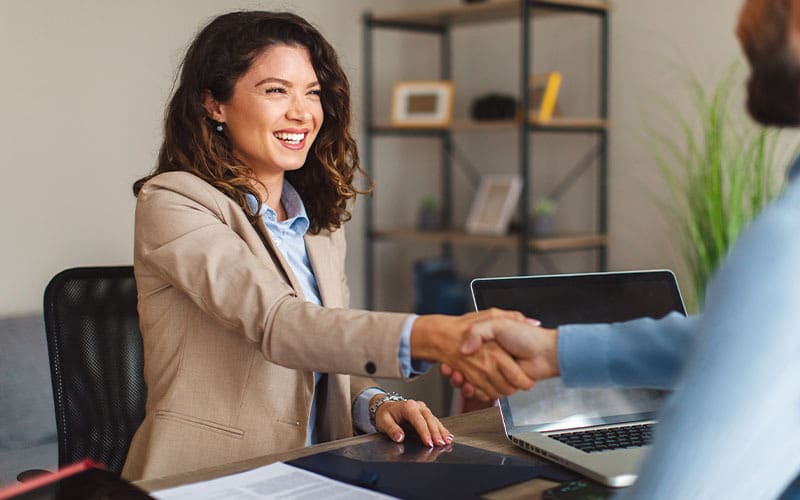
[[418, 207, 442, 231], [529, 215, 555, 236]]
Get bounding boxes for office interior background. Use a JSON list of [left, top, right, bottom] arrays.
[[1, 0, 797, 485]]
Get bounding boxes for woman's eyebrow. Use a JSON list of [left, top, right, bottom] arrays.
[[253, 77, 289, 87], [253, 77, 320, 88]]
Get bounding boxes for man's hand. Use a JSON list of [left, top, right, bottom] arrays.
[[441, 319, 560, 399], [411, 309, 536, 401]]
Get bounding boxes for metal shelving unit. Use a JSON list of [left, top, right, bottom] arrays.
[[363, 0, 610, 309]]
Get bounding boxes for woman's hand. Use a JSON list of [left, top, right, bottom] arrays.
[[411, 309, 536, 401], [441, 318, 559, 399], [372, 396, 453, 448]]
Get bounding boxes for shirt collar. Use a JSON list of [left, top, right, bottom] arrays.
[[245, 180, 310, 235]]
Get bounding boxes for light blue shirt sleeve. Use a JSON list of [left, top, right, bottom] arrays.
[[559, 174, 800, 499], [352, 387, 385, 434], [558, 312, 698, 389], [399, 314, 430, 377], [621, 180, 800, 500]]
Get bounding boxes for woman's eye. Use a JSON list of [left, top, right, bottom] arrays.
[[265, 87, 285, 94], [308, 89, 322, 96]]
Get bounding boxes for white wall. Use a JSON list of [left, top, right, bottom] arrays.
[[611, 1, 758, 293], [2, 0, 795, 318], [0, 0, 375, 316]]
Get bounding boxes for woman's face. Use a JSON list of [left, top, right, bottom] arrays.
[[208, 44, 324, 180]]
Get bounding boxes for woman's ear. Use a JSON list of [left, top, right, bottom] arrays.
[[202, 90, 225, 123]]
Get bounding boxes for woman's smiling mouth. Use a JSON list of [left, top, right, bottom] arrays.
[[274, 131, 306, 146]]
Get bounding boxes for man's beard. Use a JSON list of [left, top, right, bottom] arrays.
[[746, 49, 800, 126]]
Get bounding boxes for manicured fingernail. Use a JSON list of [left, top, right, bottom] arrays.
[[393, 432, 404, 442], [437, 438, 446, 446], [426, 439, 434, 448], [446, 434, 454, 443], [526, 318, 541, 326]]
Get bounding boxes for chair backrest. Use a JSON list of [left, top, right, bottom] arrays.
[[43, 266, 146, 474]]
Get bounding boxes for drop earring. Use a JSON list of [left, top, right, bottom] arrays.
[[216, 123, 224, 133]]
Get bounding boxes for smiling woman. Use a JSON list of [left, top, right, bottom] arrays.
[[123, 10, 535, 482], [202, 44, 324, 216], [132, 11, 362, 234]]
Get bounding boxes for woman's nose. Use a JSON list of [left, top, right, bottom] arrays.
[[286, 95, 312, 122]]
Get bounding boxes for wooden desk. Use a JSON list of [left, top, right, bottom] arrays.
[[136, 407, 562, 499]]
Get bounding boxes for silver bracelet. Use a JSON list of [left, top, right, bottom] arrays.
[[369, 391, 407, 428]]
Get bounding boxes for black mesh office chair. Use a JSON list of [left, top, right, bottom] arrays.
[[42, 266, 146, 475]]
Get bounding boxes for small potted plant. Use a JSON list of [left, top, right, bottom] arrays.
[[530, 197, 557, 236], [417, 196, 442, 231]]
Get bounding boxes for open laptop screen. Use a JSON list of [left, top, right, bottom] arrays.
[[471, 270, 686, 329], [471, 270, 686, 432]]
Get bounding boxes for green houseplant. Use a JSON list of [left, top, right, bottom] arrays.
[[648, 64, 793, 310]]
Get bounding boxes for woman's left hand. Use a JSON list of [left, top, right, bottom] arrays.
[[373, 398, 453, 448]]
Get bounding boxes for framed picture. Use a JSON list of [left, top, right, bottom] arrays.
[[465, 174, 522, 235], [528, 72, 562, 122], [391, 80, 455, 127]]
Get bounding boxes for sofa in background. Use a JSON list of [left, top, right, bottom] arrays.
[[0, 314, 57, 486]]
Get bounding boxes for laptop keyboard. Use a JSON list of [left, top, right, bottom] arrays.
[[550, 423, 654, 453]]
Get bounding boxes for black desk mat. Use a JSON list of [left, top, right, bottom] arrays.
[[288, 439, 578, 499]]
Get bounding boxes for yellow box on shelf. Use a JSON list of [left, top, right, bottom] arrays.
[[528, 71, 562, 122]]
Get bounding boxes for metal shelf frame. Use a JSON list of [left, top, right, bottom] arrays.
[[363, 0, 610, 309]]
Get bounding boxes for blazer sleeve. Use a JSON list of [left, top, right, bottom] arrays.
[[134, 173, 409, 379]]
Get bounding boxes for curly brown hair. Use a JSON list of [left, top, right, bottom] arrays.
[[133, 11, 370, 233]]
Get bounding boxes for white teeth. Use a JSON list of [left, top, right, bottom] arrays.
[[274, 132, 304, 144]]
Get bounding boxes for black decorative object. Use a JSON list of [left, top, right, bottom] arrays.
[[470, 93, 517, 121]]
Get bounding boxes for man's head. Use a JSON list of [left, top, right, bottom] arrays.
[[737, 0, 800, 126]]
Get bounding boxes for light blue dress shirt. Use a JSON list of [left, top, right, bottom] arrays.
[[558, 157, 800, 499], [246, 182, 424, 445]]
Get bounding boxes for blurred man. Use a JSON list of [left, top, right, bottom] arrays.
[[448, 1, 800, 497]]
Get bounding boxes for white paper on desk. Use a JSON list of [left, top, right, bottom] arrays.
[[152, 462, 395, 500]]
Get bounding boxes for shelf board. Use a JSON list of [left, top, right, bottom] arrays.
[[369, 117, 608, 134], [371, 0, 610, 27], [372, 228, 608, 252], [528, 117, 609, 130]]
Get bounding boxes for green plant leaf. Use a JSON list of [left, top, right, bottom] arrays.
[[646, 62, 792, 309]]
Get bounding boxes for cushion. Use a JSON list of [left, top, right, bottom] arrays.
[[0, 315, 56, 449]]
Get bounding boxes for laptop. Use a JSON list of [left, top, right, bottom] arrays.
[[470, 270, 686, 488]]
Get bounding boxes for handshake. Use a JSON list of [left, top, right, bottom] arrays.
[[410, 309, 561, 401]]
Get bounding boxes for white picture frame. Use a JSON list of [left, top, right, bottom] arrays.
[[465, 174, 522, 235], [391, 80, 455, 128]]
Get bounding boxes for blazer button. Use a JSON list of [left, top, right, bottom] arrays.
[[365, 361, 376, 374]]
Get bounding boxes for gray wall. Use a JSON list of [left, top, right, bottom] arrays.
[[4, 1, 794, 318], [0, 0, 377, 316]]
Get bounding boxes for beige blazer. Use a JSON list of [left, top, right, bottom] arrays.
[[122, 172, 409, 481]]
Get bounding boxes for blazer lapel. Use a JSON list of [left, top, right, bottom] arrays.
[[304, 232, 338, 307], [253, 218, 305, 296]]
